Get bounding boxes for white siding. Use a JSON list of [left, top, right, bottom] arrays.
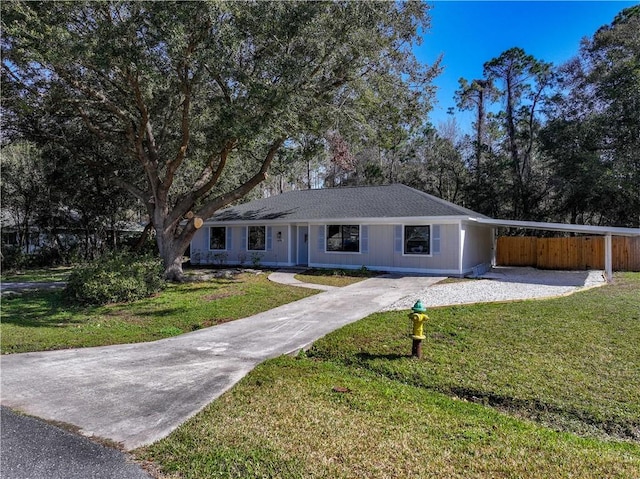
[[192, 220, 491, 275], [460, 222, 493, 273], [190, 224, 293, 267], [309, 223, 461, 274]]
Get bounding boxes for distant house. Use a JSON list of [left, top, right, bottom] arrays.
[[189, 184, 494, 276], [0, 209, 145, 255]]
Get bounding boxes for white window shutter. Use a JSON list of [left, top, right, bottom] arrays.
[[266, 226, 273, 251]]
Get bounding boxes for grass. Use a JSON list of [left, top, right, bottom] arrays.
[[0, 273, 317, 354], [294, 268, 378, 287], [137, 272, 640, 478], [308, 272, 640, 441], [1, 266, 72, 283]]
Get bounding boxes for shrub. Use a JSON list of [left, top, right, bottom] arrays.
[[64, 253, 165, 305], [0, 245, 26, 271]]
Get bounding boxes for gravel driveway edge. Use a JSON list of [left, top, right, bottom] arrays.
[[383, 268, 606, 311]]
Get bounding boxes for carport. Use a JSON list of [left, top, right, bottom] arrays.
[[470, 218, 640, 282]]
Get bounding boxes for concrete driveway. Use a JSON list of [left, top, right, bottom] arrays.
[[0, 274, 441, 451]]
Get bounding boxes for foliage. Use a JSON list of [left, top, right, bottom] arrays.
[[541, 5, 640, 227], [2, 0, 636, 276], [396, 124, 469, 204], [256, 136, 326, 195], [455, 48, 555, 221], [1, 1, 439, 280], [0, 140, 144, 265], [0, 142, 45, 254], [0, 245, 26, 271], [250, 252, 263, 268], [1, 272, 317, 353], [213, 252, 228, 266], [63, 253, 165, 306], [4, 246, 67, 269], [138, 275, 640, 478]]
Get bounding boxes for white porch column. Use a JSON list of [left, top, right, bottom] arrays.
[[604, 233, 613, 282], [458, 222, 465, 276], [491, 228, 497, 267], [287, 224, 292, 265]]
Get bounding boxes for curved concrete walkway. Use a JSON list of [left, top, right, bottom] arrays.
[[0, 274, 441, 451]]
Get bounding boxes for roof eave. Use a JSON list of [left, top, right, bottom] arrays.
[[472, 218, 640, 236], [204, 215, 476, 226]]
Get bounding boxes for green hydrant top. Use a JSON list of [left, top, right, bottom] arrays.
[[412, 300, 427, 313]]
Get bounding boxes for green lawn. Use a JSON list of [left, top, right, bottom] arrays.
[[294, 268, 378, 287], [137, 273, 640, 478], [0, 273, 316, 354], [1, 266, 72, 283]]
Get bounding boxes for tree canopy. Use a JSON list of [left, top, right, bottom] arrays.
[[1, 0, 439, 278], [3, 3, 637, 276], [541, 5, 640, 227]]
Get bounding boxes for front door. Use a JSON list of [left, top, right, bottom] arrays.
[[297, 226, 309, 265]]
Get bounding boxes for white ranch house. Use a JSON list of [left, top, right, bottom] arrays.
[[190, 184, 494, 276], [190, 184, 640, 280]]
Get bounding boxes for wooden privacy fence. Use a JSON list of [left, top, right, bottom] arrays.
[[496, 236, 640, 271]]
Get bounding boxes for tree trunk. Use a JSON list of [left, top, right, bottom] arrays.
[[475, 84, 486, 178], [504, 76, 522, 220], [163, 251, 187, 282], [158, 233, 190, 282], [148, 139, 283, 282], [134, 222, 154, 252]]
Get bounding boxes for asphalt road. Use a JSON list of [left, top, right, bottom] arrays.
[[0, 407, 152, 479]]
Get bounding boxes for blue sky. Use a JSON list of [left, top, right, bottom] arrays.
[[417, 1, 639, 131]]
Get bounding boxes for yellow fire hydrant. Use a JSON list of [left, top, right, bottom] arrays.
[[409, 300, 428, 358]]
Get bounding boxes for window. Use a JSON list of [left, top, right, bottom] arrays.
[[248, 226, 266, 251], [209, 227, 226, 250], [2, 231, 18, 246], [326, 225, 360, 252], [404, 225, 430, 255]]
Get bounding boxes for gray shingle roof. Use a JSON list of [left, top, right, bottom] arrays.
[[210, 184, 487, 222]]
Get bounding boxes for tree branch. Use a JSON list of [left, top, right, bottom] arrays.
[[111, 176, 149, 203], [194, 137, 285, 222], [165, 138, 237, 229], [162, 138, 285, 248], [75, 105, 107, 141], [163, 36, 202, 191], [57, 69, 132, 122]]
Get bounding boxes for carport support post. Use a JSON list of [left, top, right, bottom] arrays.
[[604, 233, 613, 282], [491, 228, 497, 267]]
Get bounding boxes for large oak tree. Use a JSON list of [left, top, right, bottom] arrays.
[[2, 1, 437, 279]]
